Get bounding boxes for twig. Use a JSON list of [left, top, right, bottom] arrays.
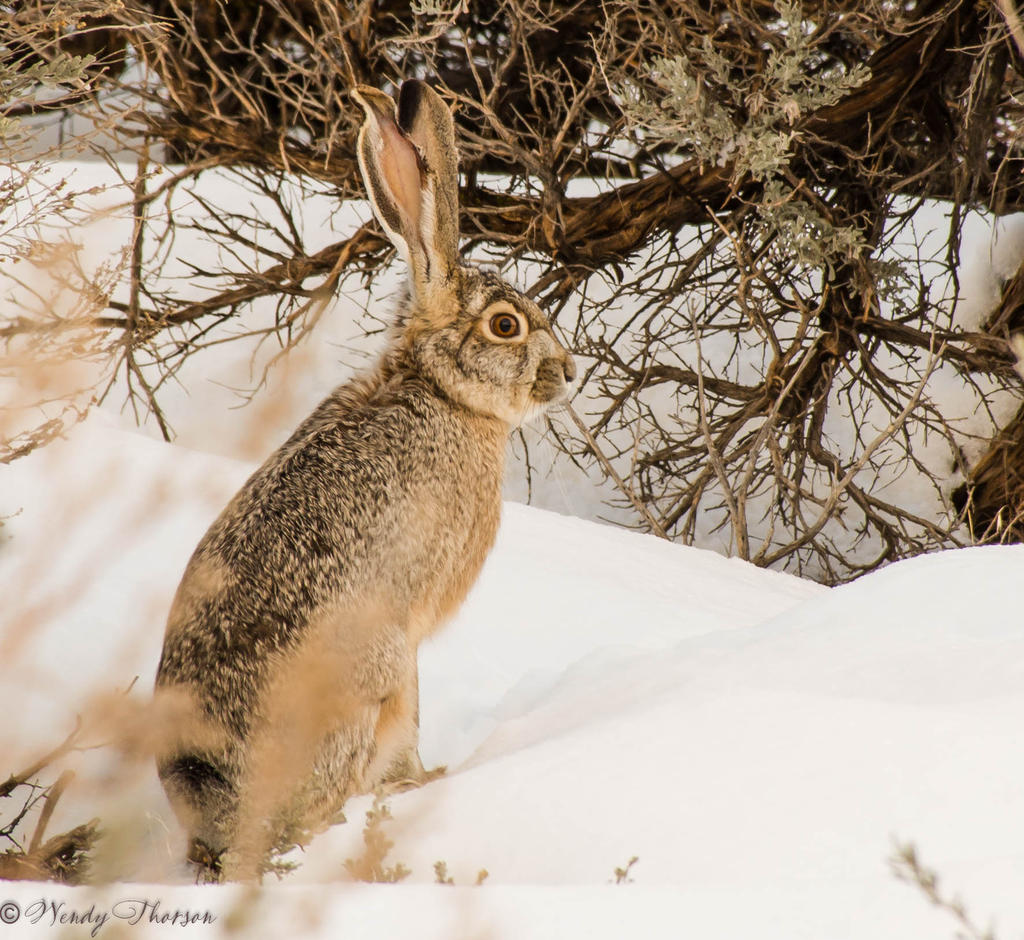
[[0, 719, 83, 800], [997, 0, 1024, 57], [564, 403, 670, 540], [28, 771, 75, 855]]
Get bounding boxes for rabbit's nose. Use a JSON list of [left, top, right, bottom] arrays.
[[562, 355, 577, 384]]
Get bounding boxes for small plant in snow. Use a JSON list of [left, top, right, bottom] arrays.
[[890, 839, 998, 940], [343, 798, 411, 884], [612, 855, 639, 884], [431, 860, 489, 885], [433, 860, 455, 885]]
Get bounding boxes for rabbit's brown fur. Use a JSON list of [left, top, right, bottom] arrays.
[[154, 80, 574, 878]]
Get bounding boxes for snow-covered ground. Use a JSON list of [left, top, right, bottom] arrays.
[[2, 416, 1023, 938]]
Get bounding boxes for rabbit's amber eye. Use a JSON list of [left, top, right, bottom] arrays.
[[490, 313, 520, 338], [482, 302, 527, 342]]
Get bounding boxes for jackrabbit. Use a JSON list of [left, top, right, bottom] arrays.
[[154, 79, 575, 878]]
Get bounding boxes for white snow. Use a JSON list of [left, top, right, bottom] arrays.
[[2, 415, 1023, 938]]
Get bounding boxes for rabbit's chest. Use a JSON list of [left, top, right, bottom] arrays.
[[410, 489, 501, 643], [391, 430, 504, 643]]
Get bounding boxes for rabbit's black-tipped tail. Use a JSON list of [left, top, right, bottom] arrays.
[[159, 753, 236, 875]]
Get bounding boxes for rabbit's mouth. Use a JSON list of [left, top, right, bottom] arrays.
[[530, 357, 574, 406]]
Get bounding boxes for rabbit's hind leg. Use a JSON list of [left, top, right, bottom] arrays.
[[276, 627, 422, 830], [222, 717, 377, 879]]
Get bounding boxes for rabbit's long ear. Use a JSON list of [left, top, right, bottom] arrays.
[[353, 81, 460, 306]]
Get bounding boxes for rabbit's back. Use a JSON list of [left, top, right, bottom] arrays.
[[157, 371, 506, 735]]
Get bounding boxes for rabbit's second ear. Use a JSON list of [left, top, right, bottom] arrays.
[[353, 82, 460, 307]]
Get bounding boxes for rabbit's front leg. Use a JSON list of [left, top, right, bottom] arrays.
[[372, 665, 446, 793]]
